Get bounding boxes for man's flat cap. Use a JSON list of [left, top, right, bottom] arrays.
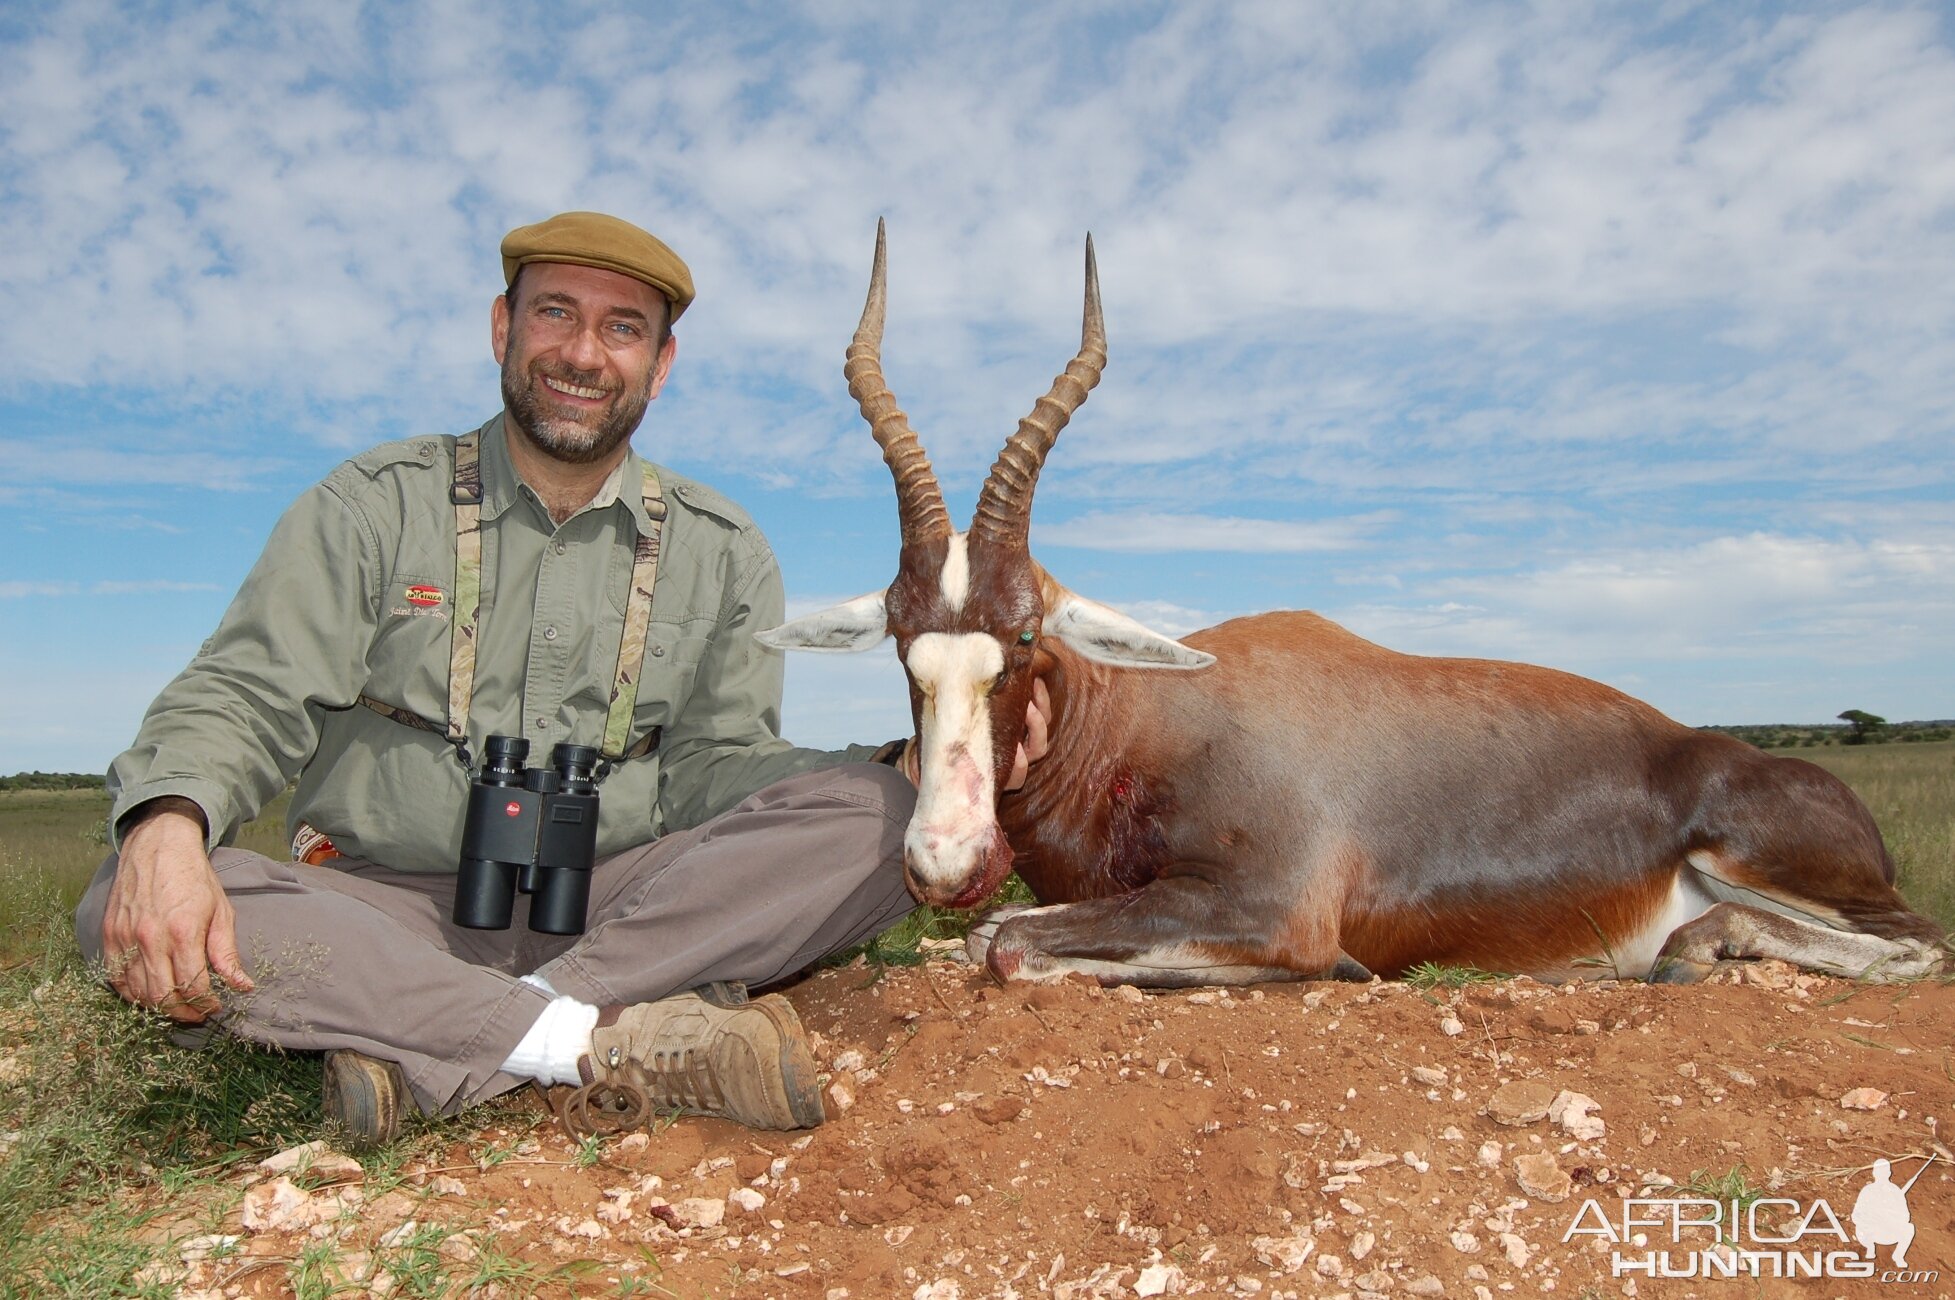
[[500, 211, 696, 320]]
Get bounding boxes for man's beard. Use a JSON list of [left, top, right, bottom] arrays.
[[501, 357, 653, 465]]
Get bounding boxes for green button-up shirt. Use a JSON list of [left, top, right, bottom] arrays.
[[108, 414, 878, 873]]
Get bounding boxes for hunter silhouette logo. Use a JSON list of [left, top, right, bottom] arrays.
[[1853, 1155, 1933, 1269]]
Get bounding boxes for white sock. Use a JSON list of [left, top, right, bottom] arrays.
[[520, 972, 559, 996], [500, 995, 599, 1086]]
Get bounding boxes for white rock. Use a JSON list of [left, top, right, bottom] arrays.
[[176, 1234, 240, 1261], [1405, 1276, 1446, 1296], [914, 1281, 961, 1300], [1440, 1015, 1464, 1036], [1550, 1090, 1606, 1141], [1840, 1087, 1888, 1111], [1134, 1262, 1183, 1295], [1450, 1231, 1481, 1253], [670, 1196, 726, 1229], [1514, 1152, 1574, 1203], [1476, 1141, 1504, 1168], [240, 1178, 316, 1233], [729, 1187, 766, 1213], [828, 1079, 856, 1112], [833, 1049, 867, 1072], [1350, 1231, 1376, 1260], [1486, 1080, 1558, 1126], [258, 1141, 363, 1181], [1499, 1232, 1531, 1267], [429, 1174, 468, 1197], [1412, 1066, 1449, 1086], [1251, 1233, 1317, 1273], [556, 1216, 607, 1240]]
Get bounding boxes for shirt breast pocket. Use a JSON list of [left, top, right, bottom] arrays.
[[628, 615, 711, 730]]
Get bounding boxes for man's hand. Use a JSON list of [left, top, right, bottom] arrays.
[[100, 797, 253, 1023], [1004, 676, 1052, 791]]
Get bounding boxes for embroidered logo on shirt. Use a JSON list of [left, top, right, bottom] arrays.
[[389, 583, 451, 620]]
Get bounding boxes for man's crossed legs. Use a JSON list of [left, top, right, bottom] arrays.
[[77, 764, 917, 1138]]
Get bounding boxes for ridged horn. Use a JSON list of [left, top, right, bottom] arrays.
[[847, 219, 952, 546], [970, 234, 1106, 550]]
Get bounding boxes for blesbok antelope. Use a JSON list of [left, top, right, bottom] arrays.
[[761, 225, 1946, 988]]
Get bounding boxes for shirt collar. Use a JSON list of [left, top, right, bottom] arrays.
[[478, 412, 662, 537]]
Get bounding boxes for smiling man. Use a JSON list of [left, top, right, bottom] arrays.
[[74, 212, 970, 1144]]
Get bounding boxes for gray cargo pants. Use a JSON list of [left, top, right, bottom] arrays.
[[76, 764, 917, 1116]]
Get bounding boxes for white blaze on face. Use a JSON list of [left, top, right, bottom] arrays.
[[939, 531, 971, 609], [904, 630, 1003, 892]]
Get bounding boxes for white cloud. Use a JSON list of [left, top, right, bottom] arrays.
[[1334, 531, 1955, 719], [1036, 510, 1386, 553], [0, 579, 221, 598]]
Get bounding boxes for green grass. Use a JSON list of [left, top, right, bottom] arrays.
[[1794, 739, 1955, 934], [1670, 1167, 1767, 1242], [1404, 960, 1509, 990]]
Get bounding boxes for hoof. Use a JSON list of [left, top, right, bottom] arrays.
[[1648, 955, 1713, 984], [963, 904, 1035, 967]]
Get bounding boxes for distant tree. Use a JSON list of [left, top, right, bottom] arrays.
[[1838, 710, 1888, 745]]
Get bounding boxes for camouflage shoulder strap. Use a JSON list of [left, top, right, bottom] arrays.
[[602, 465, 666, 763], [358, 437, 664, 772], [447, 430, 486, 761]]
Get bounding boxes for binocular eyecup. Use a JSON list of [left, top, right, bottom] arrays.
[[454, 736, 601, 934]]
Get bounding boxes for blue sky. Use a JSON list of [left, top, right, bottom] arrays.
[[2, 0, 1952, 773]]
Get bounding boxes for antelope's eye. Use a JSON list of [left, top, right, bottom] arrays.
[[1017, 630, 1036, 645]]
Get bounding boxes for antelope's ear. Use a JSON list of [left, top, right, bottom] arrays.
[[757, 590, 891, 653], [1043, 591, 1215, 669]]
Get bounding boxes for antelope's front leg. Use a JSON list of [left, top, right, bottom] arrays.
[[966, 877, 1370, 988]]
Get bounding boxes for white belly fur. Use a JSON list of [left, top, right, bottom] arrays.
[[1605, 870, 1719, 980]]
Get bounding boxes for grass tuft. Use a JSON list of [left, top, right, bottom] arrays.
[[1671, 1166, 1767, 1242], [825, 873, 1037, 971], [1403, 961, 1510, 990]]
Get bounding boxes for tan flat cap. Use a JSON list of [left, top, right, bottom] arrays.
[[500, 211, 696, 320]]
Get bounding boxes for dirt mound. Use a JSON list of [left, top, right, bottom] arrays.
[[159, 960, 1955, 1298]]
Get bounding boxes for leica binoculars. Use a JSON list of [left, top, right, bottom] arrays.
[[454, 735, 600, 935]]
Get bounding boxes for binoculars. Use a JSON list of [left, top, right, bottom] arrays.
[[454, 735, 600, 935]]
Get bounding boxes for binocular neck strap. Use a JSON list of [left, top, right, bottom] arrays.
[[603, 467, 667, 763], [435, 429, 668, 768], [448, 430, 488, 758]]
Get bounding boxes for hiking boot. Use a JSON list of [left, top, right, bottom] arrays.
[[322, 1049, 408, 1149], [696, 979, 748, 1007], [557, 991, 824, 1136]]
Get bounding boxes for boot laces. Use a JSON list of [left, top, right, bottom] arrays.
[[558, 1047, 727, 1138]]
